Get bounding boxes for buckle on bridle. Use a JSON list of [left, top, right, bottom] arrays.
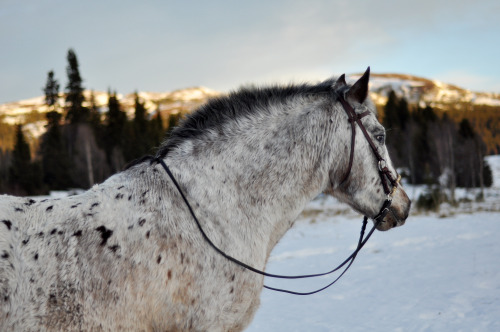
[[378, 159, 387, 172]]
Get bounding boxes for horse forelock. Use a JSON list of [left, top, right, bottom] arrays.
[[156, 78, 353, 159]]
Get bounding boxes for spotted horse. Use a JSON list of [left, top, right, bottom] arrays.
[[0, 68, 410, 331]]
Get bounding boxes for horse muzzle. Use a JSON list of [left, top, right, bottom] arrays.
[[375, 184, 411, 231]]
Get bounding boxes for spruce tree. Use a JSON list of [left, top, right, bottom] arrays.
[[43, 70, 60, 110], [65, 49, 88, 123], [130, 92, 150, 159], [382, 90, 399, 129], [41, 111, 74, 190], [9, 125, 41, 194], [104, 90, 127, 170]]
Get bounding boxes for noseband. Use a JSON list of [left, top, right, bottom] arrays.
[[147, 96, 401, 296]]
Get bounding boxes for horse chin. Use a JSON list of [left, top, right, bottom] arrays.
[[375, 209, 406, 231]]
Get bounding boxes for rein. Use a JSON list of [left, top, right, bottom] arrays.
[[145, 96, 400, 295]]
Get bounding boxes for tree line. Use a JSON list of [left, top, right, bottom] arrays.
[[0, 49, 169, 195], [380, 90, 493, 209], [0, 54, 494, 199]]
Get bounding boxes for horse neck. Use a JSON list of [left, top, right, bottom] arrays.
[[163, 101, 342, 262]]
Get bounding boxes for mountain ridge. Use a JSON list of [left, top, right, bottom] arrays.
[[1, 73, 499, 146]]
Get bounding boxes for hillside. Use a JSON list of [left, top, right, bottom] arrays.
[[1, 74, 500, 152], [0, 86, 220, 126]]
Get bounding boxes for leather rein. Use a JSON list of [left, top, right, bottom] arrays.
[[148, 95, 401, 295]]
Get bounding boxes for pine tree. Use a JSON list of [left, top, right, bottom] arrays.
[[382, 90, 399, 130], [129, 92, 151, 159], [43, 70, 60, 110], [8, 125, 42, 194], [88, 90, 101, 129], [104, 90, 127, 170], [65, 49, 88, 123], [40, 111, 74, 190]]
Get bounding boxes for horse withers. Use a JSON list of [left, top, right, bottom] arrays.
[[0, 68, 410, 331]]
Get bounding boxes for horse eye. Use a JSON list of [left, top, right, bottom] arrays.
[[375, 134, 385, 144]]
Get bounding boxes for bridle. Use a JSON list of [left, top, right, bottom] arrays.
[[337, 94, 401, 223], [147, 95, 401, 296]]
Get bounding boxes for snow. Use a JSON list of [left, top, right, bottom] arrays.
[[247, 155, 500, 331]]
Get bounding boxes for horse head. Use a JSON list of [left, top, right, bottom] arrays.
[[326, 68, 411, 231]]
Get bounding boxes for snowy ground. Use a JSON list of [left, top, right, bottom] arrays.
[[247, 156, 500, 332]]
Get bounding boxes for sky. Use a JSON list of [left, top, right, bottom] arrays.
[[1, 0, 499, 104]]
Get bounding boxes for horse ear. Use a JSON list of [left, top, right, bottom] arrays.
[[332, 74, 346, 89], [346, 67, 370, 104]]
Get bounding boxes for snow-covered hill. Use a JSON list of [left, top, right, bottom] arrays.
[[1, 73, 500, 142], [364, 73, 500, 109], [0, 86, 220, 126]]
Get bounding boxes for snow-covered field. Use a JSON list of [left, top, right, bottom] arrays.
[[247, 156, 500, 332]]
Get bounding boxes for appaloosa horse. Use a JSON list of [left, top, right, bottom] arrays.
[[0, 68, 410, 331]]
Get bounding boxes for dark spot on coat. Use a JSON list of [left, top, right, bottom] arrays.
[[230, 287, 234, 294], [180, 252, 185, 264], [138, 218, 146, 227], [145, 230, 150, 239], [115, 193, 124, 200], [140, 199, 146, 205], [22, 237, 30, 246], [46, 205, 53, 212], [71, 203, 81, 208], [108, 245, 120, 253], [141, 190, 149, 197], [157, 255, 162, 264], [128, 195, 132, 201], [50, 228, 57, 235], [167, 270, 172, 280], [1, 251, 9, 259], [14, 207, 24, 212], [231, 274, 235, 282], [1, 220, 12, 230], [95, 226, 113, 246], [34, 253, 39, 260], [38, 232, 44, 237], [117, 186, 124, 190], [73, 230, 82, 237], [58, 230, 64, 235], [25, 199, 36, 206], [90, 202, 99, 209]]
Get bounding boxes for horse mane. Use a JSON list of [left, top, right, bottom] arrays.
[[156, 78, 342, 159]]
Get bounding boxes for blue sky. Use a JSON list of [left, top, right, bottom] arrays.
[[1, 0, 499, 104]]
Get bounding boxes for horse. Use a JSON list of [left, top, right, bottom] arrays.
[[0, 68, 410, 331]]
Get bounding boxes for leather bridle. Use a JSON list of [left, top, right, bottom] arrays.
[[145, 95, 401, 295], [337, 94, 401, 223]]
